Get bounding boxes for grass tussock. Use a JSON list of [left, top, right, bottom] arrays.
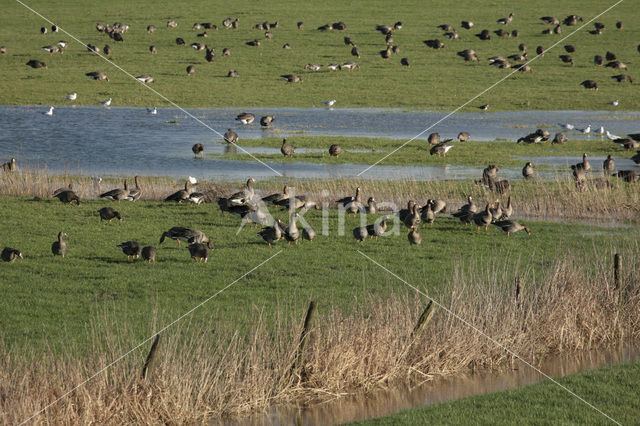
[[2, 247, 639, 424]]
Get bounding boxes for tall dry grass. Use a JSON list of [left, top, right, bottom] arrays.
[[2, 245, 639, 424]]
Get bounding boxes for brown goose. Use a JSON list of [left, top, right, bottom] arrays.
[[400, 57, 410, 67], [427, 199, 447, 214], [472, 203, 492, 231], [398, 200, 416, 223], [302, 227, 315, 242], [452, 196, 476, 225], [224, 128, 238, 144], [227, 69, 239, 78], [366, 216, 389, 240], [492, 220, 530, 236], [522, 162, 535, 179], [281, 139, 295, 157], [260, 115, 275, 127], [54, 189, 81, 205], [336, 187, 361, 209], [262, 185, 290, 204], [258, 220, 283, 247], [26, 60, 47, 69], [149, 45, 157, 54], [283, 212, 300, 245], [192, 143, 204, 158], [160, 227, 213, 248], [135, 75, 155, 84], [228, 178, 255, 205], [186, 65, 196, 75], [125, 176, 142, 201], [408, 227, 422, 245], [420, 201, 435, 226], [603, 155, 615, 175], [118, 241, 141, 260], [85, 71, 109, 81], [489, 200, 502, 221], [353, 226, 368, 242], [281, 74, 303, 83], [142, 246, 156, 263], [1, 247, 23, 262], [428, 133, 441, 145], [501, 196, 513, 219], [164, 181, 191, 202], [236, 112, 255, 124], [458, 132, 470, 142], [2, 158, 18, 172], [100, 179, 129, 202], [51, 231, 68, 258], [53, 183, 73, 196], [329, 144, 342, 157], [580, 80, 598, 91], [98, 207, 122, 222], [187, 243, 209, 262], [363, 197, 377, 214], [403, 203, 421, 230], [553, 133, 568, 144], [430, 142, 453, 157]]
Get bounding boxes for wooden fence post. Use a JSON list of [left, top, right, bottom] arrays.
[[292, 301, 316, 376], [142, 334, 161, 380], [614, 253, 621, 290], [411, 300, 435, 339]]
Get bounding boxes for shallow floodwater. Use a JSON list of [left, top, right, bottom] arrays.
[[228, 345, 639, 425], [1, 106, 638, 181]]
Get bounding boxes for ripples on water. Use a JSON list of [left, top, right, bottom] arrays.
[[1, 106, 638, 181]]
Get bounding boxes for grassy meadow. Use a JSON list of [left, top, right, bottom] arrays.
[[212, 135, 636, 167], [354, 361, 640, 425], [0, 0, 638, 110]]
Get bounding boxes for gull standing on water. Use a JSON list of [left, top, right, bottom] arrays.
[[148, 107, 157, 115], [595, 126, 605, 136], [44, 106, 54, 116], [579, 124, 591, 135], [606, 130, 621, 141], [100, 98, 112, 107]]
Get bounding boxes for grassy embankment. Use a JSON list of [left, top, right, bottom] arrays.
[[209, 135, 637, 167], [0, 0, 638, 110], [353, 361, 640, 425]]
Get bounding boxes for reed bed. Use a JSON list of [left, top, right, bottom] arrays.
[[1, 170, 639, 222], [2, 245, 639, 424]]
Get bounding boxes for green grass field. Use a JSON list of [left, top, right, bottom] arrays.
[[354, 361, 640, 425], [0, 0, 638, 110], [1, 194, 638, 353], [212, 136, 635, 167]]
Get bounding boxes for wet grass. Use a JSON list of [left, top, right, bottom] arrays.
[[1, 194, 639, 354], [354, 361, 640, 425], [0, 0, 638, 110], [211, 135, 634, 167]]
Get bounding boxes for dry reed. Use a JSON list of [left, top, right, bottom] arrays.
[[2, 245, 639, 424]]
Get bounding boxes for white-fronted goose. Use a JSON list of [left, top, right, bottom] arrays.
[[160, 227, 213, 248], [427, 199, 447, 214], [125, 176, 142, 201], [408, 227, 422, 245], [424, 39, 445, 50], [192, 143, 204, 158], [452, 196, 476, 224], [501, 196, 513, 219], [461, 21, 474, 29], [297, 22, 304, 30], [40, 27, 47, 34], [149, 45, 157, 54], [353, 226, 368, 243], [403, 203, 421, 230], [603, 155, 615, 175], [420, 201, 435, 226], [118, 241, 141, 260], [51, 231, 67, 258], [188, 191, 205, 205], [553, 133, 568, 144], [54, 189, 81, 205], [167, 20, 178, 29], [329, 144, 342, 157], [224, 128, 238, 143], [258, 220, 282, 248], [98, 207, 122, 222], [2, 158, 18, 172], [246, 39, 261, 47], [492, 220, 530, 236], [281, 74, 303, 83], [613, 170, 639, 183], [366, 216, 389, 241], [147, 24, 156, 34], [522, 162, 535, 179], [342, 62, 359, 71], [458, 132, 470, 142], [606, 51, 616, 61], [337, 187, 360, 209], [472, 203, 493, 231], [164, 181, 191, 202], [176, 37, 185, 45], [302, 227, 315, 242], [284, 212, 300, 245], [616, 21, 623, 30], [262, 185, 290, 204], [260, 115, 275, 127], [274, 192, 318, 211], [281, 139, 294, 157], [611, 74, 632, 84], [26, 59, 47, 69], [0, 46, 7, 54], [100, 179, 129, 202], [363, 197, 376, 214], [236, 113, 255, 124], [400, 57, 410, 67], [457, 49, 479, 62], [86, 71, 109, 81], [304, 63, 321, 71], [1, 247, 23, 262], [428, 133, 441, 145], [398, 200, 416, 223], [186, 65, 196, 76], [187, 243, 208, 262], [103, 44, 112, 55], [142, 246, 156, 263], [42, 45, 62, 55], [497, 13, 514, 25], [228, 178, 255, 205], [632, 151, 640, 165], [430, 142, 453, 157], [135, 75, 155, 84], [53, 183, 72, 196], [476, 30, 490, 40], [580, 80, 598, 91], [227, 69, 239, 78]]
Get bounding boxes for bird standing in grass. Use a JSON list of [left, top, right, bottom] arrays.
[[51, 231, 68, 258]]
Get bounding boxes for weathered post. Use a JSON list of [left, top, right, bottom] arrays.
[[293, 301, 316, 376], [411, 300, 435, 339], [515, 276, 521, 303], [142, 334, 161, 380], [614, 253, 622, 290]]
